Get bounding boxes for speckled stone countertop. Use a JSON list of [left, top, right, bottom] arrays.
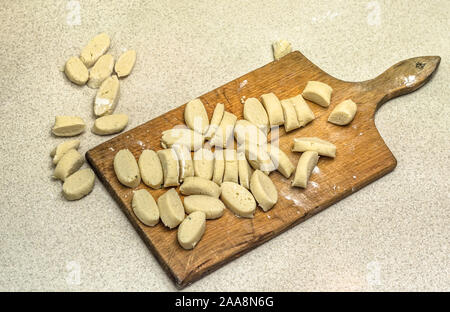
[[0, 0, 448, 291]]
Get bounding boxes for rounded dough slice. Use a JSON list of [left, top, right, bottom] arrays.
[[260, 93, 284, 126], [238, 151, 253, 189], [157, 149, 180, 187], [292, 151, 319, 188], [132, 189, 159, 226], [92, 114, 128, 135], [266, 143, 295, 178], [272, 40, 292, 60], [87, 54, 115, 88], [183, 195, 225, 219], [184, 98, 209, 134], [280, 99, 301, 132], [223, 149, 238, 183], [94, 75, 120, 117], [172, 144, 194, 182], [250, 170, 278, 212], [114, 149, 141, 188], [64, 57, 88, 85], [292, 137, 336, 158], [180, 176, 221, 198], [115, 50, 137, 78], [302, 81, 333, 108], [220, 182, 256, 218], [53, 149, 84, 181], [234, 119, 267, 146], [177, 211, 206, 250], [51, 139, 80, 165], [210, 111, 237, 148], [204, 103, 225, 140], [161, 128, 204, 151], [138, 149, 163, 189], [62, 168, 95, 200], [193, 148, 214, 180], [212, 148, 224, 185], [52, 116, 85, 137], [328, 99, 357, 126], [290, 94, 315, 127], [243, 142, 276, 174], [243, 98, 269, 134], [80, 33, 111, 68], [157, 188, 185, 229]]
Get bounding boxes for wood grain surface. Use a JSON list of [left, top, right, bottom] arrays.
[[86, 51, 440, 288]]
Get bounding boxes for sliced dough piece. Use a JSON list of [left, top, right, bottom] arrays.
[[280, 99, 301, 132], [114, 149, 141, 188], [157, 188, 185, 229], [92, 114, 128, 135], [242, 142, 276, 174], [292, 137, 336, 158], [115, 50, 136, 78], [272, 40, 292, 60], [260, 93, 284, 127], [157, 149, 180, 187], [211, 111, 237, 148], [132, 189, 159, 226], [161, 128, 204, 151], [64, 57, 88, 85], [53, 149, 84, 181], [80, 33, 111, 68], [62, 168, 95, 200], [292, 151, 319, 188], [238, 151, 253, 189], [138, 149, 163, 189], [220, 182, 256, 218], [180, 176, 221, 198], [52, 116, 85, 137], [243, 98, 269, 134], [193, 148, 214, 180], [94, 75, 120, 117], [204, 103, 224, 140], [267, 143, 295, 178], [250, 170, 278, 212], [234, 119, 267, 146], [291, 94, 315, 127], [87, 54, 115, 88], [223, 149, 238, 183], [172, 144, 194, 182], [51, 139, 80, 165], [212, 148, 224, 185], [177, 211, 206, 250], [328, 99, 357, 126], [184, 98, 209, 134], [302, 81, 333, 108], [183, 195, 225, 219]]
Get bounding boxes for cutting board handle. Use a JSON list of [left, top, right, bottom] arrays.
[[362, 56, 440, 105]]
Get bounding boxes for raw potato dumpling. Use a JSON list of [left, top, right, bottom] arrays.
[[220, 182, 256, 218], [204, 103, 225, 140], [328, 99, 357, 126], [280, 99, 301, 132], [50, 139, 80, 165], [64, 57, 88, 85], [292, 151, 319, 188], [234, 119, 267, 146], [261, 93, 284, 127], [157, 149, 180, 187], [87, 54, 115, 88], [172, 144, 194, 182], [52, 116, 85, 137], [53, 149, 84, 181], [94, 75, 120, 117], [291, 94, 315, 127], [193, 148, 214, 180], [184, 99, 209, 135], [212, 148, 224, 185], [273, 40, 292, 60], [92, 114, 128, 135], [223, 149, 238, 183], [80, 33, 111, 68], [243, 143, 276, 174], [177, 211, 206, 250], [157, 188, 185, 229], [132, 189, 159, 226], [243, 98, 269, 134], [62, 168, 95, 200], [180, 176, 221, 198], [161, 128, 204, 151], [210, 111, 237, 148], [138, 149, 163, 189], [302, 81, 333, 108], [183, 195, 225, 219], [267, 143, 295, 178], [250, 170, 278, 212], [114, 149, 141, 188], [115, 50, 136, 78], [292, 137, 336, 158], [238, 151, 253, 189]]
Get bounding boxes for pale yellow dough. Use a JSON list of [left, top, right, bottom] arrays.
[[292, 151, 319, 188], [261, 93, 284, 127], [243, 98, 269, 134], [115, 50, 136, 78], [290, 94, 315, 127], [53, 149, 84, 181], [114, 149, 141, 188], [212, 148, 224, 185], [92, 114, 128, 135], [94, 75, 120, 117], [237, 151, 253, 189], [280, 98, 301, 132], [80, 33, 111, 68], [64, 57, 88, 85], [302, 81, 333, 107], [328, 99, 357, 126], [223, 149, 238, 183], [234, 119, 267, 146], [220, 182, 256, 218], [87, 54, 115, 88], [172, 144, 194, 182], [161, 128, 204, 151], [51, 139, 80, 165], [211, 111, 237, 148], [177, 211, 206, 250], [138, 149, 163, 189], [183, 195, 225, 219], [132, 189, 159, 226], [193, 148, 214, 180], [292, 137, 336, 158], [266, 143, 295, 178], [62, 168, 95, 200], [273, 40, 292, 60], [157, 188, 185, 229], [52, 116, 85, 137], [204, 103, 225, 140], [184, 98, 209, 135], [250, 170, 278, 212], [157, 149, 180, 187], [180, 176, 221, 198]]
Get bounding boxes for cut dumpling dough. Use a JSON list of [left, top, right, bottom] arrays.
[[184, 98, 209, 135], [291, 94, 315, 127], [92, 114, 128, 135], [250, 170, 278, 212], [242, 142, 276, 174], [138, 149, 163, 189], [261, 93, 284, 127], [51, 139, 80, 165], [292, 137, 336, 158], [87, 54, 115, 88], [204, 103, 224, 140], [177, 211, 206, 250], [223, 149, 238, 183], [211, 111, 237, 148], [115, 50, 136, 78], [212, 148, 224, 185], [132, 189, 159, 226], [53, 149, 84, 181], [157, 188, 185, 229], [238, 151, 253, 189], [64, 57, 88, 85], [80, 33, 110, 68], [243, 98, 269, 134], [180, 176, 221, 198], [220, 182, 256, 218], [161, 128, 204, 151], [172, 144, 194, 182], [234, 119, 267, 146], [328, 99, 357, 125], [292, 151, 319, 188], [62, 168, 95, 200], [184, 195, 225, 219], [302, 81, 333, 107], [52, 116, 85, 137], [94, 75, 120, 117], [273, 40, 292, 60], [280, 99, 301, 132], [193, 148, 214, 180], [266, 143, 295, 178], [114, 149, 141, 188], [157, 149, 180, 187]]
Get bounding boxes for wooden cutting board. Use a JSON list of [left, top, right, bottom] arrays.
[[86, 51, 440, 288]]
